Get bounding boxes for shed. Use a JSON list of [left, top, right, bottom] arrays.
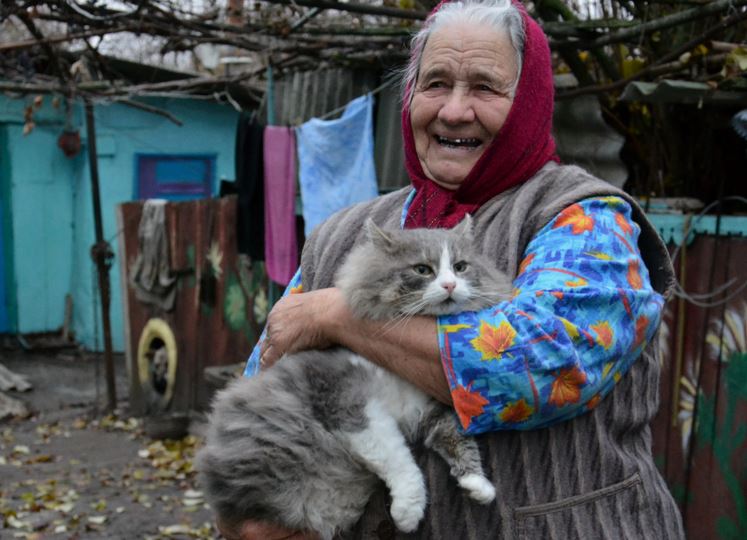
[[0, 93, 240, 351]]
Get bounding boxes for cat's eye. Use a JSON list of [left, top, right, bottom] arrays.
[[413, 264, 432, 276], [453, 261, 468, 273]]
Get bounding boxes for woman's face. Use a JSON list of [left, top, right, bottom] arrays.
[[409, 22, 518, 190]]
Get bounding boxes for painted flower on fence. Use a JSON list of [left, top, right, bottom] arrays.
[[206, 241, 223, 279], [706, 302, 747, 360], [224, 274, 246, 331], [678, 356, 700, 455]]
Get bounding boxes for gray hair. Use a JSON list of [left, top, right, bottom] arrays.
[[403, 0, 526, 102]]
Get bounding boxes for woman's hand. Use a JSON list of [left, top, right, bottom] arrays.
[[216, 517, 319, 540], [260, 287, 348, 368]]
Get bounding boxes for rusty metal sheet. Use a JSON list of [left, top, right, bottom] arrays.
[[652, 234, 747, 539], [117, 196, 264, 415]]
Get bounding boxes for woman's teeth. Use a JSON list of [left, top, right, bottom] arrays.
[[435, 135, 481, 148]]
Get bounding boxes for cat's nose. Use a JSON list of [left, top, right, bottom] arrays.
[[441, 281, 456, 294]]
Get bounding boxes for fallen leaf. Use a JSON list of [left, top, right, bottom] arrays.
[[7, 514, 28, 528]]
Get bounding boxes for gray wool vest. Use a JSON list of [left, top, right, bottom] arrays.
[[301, 162, 685, 540]]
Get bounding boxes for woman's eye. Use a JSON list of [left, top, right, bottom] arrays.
[[453, 261, 468, 273], [414, 264, 432, 275]]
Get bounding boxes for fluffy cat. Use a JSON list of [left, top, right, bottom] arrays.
[[197, 216, 514, 539]]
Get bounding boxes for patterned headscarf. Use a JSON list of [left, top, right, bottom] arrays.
[[403, 0, 558, 229]]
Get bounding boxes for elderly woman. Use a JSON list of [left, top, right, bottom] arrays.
[[224, 0, 685, 538]]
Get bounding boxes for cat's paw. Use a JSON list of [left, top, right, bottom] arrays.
[[459, 473, 496, 504], [390, 484, 427, 533]]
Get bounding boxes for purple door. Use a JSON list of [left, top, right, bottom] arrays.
[[137, 154, 215, 201]]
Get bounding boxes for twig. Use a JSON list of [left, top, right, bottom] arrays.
[[116, 98, 184, 125], [554, 0, 747, 49], [0, 26, 135, 52], [259, 0, 428, 20], [557, 7, 747, 99]]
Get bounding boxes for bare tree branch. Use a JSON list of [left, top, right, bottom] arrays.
[[258, 0, 428, 21], [557, 6, 747, 99], [555, 0, 747, 48]]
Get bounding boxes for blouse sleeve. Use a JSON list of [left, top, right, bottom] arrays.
[[243, 268, 304, 377], [438, 197, 665, 434]]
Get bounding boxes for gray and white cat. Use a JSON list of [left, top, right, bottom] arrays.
[[197, 216, 514, 539]]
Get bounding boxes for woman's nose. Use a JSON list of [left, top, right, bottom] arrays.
[[438, 89, 475, 124]]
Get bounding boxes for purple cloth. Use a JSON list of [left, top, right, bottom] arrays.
[[263, 127, 298, 285]]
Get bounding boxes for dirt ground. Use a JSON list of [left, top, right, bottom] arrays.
[[0, 348, 222, 540]]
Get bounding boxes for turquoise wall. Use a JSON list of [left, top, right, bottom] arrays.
[[0, 95, 239, 351]]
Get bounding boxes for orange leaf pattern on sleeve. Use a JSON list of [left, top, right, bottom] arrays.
[[627, 259, 643, 290], [590, 321, 614, 350], [634, 315, 649, 347], [469, 321, 517, 361], [499, 399, 534, 424], [615, 212, 633, 235], [451, 385, 491, 430], [553, 204, 594, 234], [548, 366, 588, 407]]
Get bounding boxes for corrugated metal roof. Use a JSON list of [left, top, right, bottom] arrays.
[[620, 80, 747, 105]]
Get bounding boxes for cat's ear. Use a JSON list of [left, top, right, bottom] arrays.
[[365, 218, 395, 251], [452, 214, 474, 240]]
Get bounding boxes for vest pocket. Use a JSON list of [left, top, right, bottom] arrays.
[[513, 473, 645, 540]]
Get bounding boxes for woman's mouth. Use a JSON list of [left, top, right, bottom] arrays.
[[435, 135, 482, 149]]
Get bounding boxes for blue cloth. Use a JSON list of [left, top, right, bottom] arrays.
[[297, 94, 379, 236]]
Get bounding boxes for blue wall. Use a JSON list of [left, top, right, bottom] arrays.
[[0, 95, 239, 351]]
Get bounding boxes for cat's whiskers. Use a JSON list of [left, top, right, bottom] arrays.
[[379, 302, 427, 335]]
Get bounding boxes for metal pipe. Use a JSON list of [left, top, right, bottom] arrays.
[[85, 99, 117, 412]]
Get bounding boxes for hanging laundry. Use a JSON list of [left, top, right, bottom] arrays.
[[263, 126, 298, 286], [296, 94, 378, 236], [234, 113, 265, 261], [130, 199, 177, 311]]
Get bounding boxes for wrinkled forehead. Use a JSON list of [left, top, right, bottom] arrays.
[[419, 22, 518, 86]]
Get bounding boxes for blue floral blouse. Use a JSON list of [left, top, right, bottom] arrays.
[[245, 195, 663, 435]]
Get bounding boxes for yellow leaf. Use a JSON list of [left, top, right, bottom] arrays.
[[584, 251, 613, 261], [438, 323, 471, 334], [602, 362, 614, 379], [558, 317, 580, 340], [727, 47, 747, 71], [622, 57, 645, 79]]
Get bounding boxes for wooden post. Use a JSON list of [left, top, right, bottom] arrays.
[[85, 99, 117, 412]]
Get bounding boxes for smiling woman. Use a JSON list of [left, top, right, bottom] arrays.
[[216, 1, 686, 538], [409, 22, 517, 189]]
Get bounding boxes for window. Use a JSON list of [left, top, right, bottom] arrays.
[[136, 154, 215, 201]]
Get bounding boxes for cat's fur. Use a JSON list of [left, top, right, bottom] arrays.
[[197, 216, 514, 539]]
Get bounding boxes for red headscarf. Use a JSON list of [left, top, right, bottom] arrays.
[[403, 0, 558, 229]]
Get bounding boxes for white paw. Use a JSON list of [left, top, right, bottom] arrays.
[[390, 484, 427, 533], [459, 473, 496, 504]]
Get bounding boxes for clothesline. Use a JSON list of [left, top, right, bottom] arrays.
[[313, 78, 397, 123]]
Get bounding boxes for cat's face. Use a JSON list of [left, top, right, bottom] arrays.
[[393, 239, 480, 315], [337, 217, 514, 319]]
